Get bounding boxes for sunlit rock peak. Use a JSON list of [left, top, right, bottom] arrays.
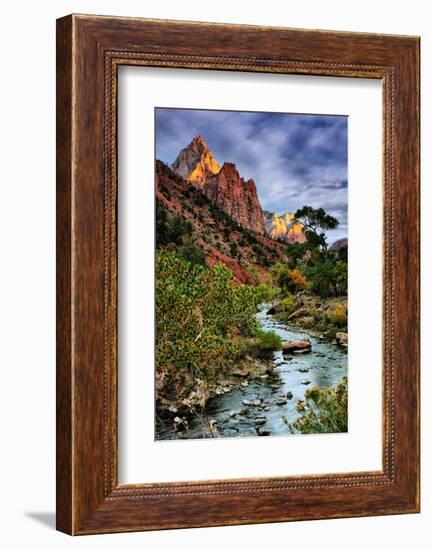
[[171, 135, 220, 187], [264, 211, 305, 242]]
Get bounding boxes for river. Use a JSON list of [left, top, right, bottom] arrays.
[[157, 304, 347, 440]]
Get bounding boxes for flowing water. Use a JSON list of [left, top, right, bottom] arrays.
[[157, 304, 347, 440]]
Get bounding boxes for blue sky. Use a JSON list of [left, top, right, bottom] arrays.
[[155, 108, 348, 243]]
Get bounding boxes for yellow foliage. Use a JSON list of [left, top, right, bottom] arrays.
[[289, 268, 307, 291], [328, 303, 347, 327], [281, 293, 296, 313]]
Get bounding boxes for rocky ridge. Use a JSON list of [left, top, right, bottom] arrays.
[[264, 210, 305, 242], [204, 162, 266, 234], [172, 136, 266, 234]]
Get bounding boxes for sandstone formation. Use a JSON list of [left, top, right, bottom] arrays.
[[171, 135, 220, 187], [204, 162, 266, 234], [264, 210, 305, 243]]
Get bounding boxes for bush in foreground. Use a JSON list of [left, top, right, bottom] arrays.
[[156, 250, 259, 401], [293, 377, 348, 434]]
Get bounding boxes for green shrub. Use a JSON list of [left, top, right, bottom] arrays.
[[156, 250, 259, 403], [253, 326, 282, 352], [254, 283, 279, 303], [177, 239, 205, 266], [293, 377, 348, 434], [241, 325, 282, 358]]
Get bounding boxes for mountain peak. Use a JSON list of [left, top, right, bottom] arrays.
[[191, 134, 206, 147], [171, 138, 266, 234], [264, 211, 305, 242], [171, 135, 220, 187]]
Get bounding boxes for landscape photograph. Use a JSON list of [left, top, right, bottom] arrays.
[[154, 107, 348, 440]]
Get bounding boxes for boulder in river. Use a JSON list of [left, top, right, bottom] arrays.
[[301, 380, 311, 385], [255, 417, 267, 425], [336, 332, 348, 348], [282, 340, 312, 354], [276, 397, 288, 405], [257, 427, 271, 436], [286, 391, 293, 400]]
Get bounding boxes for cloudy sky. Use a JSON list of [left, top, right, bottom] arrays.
[[155, 108, 348, 243]]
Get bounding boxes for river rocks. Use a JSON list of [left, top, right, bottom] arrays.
[[286, 391, 293, 400], [293, 348, 311, 355], [229, 410, 237, 418], [276, 397, 288, 405], [241, 380, 249, 387], [288, 307, 308, 320], [267, 302, 283, 315], [282, 340, 312, 354], [231, 367, 250, 378], [264, 406, 271, 411], [255, 417, 267, 425], [205, 419, 219, 438], [336, 332, 348, 348], [301, 380, 311, 385], [215, 386, 224, 395], [242, 398, 262, 407], [173, 416, 188, 431], [168, 404, 178, 414], [180, 382, 209, 411], [257, 427, 271, 436], [238, 407, 248, 415], [298, 368, 309, 373]]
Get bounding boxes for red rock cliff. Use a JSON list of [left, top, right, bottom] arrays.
[[204, 162, 266, 234]]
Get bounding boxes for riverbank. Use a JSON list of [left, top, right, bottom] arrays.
[[269, 293, 348, 343], [156, 352, 275, 420]]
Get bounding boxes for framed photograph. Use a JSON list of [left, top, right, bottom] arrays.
[[56, 14, 420, 534]]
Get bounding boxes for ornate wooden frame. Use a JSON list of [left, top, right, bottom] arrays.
[[56, 14, 420, 534]]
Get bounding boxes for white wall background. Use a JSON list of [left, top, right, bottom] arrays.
[[0, 0, 427, 548]]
